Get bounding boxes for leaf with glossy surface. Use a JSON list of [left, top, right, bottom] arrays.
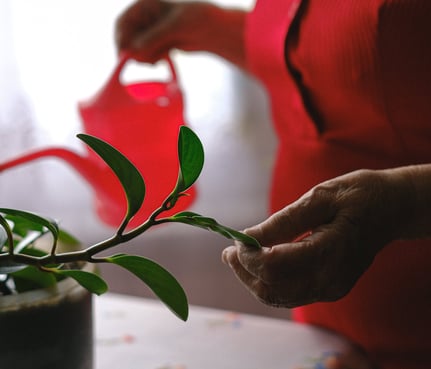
[[58, 229, 81, 246], [12, 266, 57, 291], [3, 214, 45, 237], [0, 208, 59, 244], [173, 212, 261, 248], [176, 126, 204, 193], [54, 269, 108, 296], [77, 134, 145, 222], [107, 254, 188, 321]]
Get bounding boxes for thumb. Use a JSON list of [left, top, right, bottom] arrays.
[[245, 189, 336, 247]]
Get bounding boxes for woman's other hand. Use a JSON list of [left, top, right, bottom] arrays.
[[115, 0, 247, 67]]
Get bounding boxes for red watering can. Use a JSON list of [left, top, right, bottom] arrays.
[[0, 54, 196, 227]]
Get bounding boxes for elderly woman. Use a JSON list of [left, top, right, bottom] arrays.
[[115, 1, 431, 368]]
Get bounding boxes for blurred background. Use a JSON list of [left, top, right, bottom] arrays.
[[0, 0, 288, 318]]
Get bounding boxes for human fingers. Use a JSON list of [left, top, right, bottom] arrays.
[[224, 209, 375, 307], [221, 244, 304, 307], [127, 17, 175, 63], [221, 245, 264, 297], [115, 0, 174, 62], [245, 184, 338, 248], [223, 170, 403, 308], [115, 0, 160, 50], [222, 241, 323, 307]]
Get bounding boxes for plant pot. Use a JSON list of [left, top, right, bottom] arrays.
[[0, 264, 94, 369]]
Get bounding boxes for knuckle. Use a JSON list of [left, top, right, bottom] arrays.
[[272, 209, 297, 234], [307, 184, 333, 202]]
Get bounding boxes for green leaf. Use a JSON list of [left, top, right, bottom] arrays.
[[173, 212, 261, 248], [176, 126, 204, 193], [3, 214, 45, 237], [0, 208, 59, 245], [58, 229, 81, 247], [77, 134, 145, 222], [107, 254, 188, 321], [54, 269, 108, 296], [19, 245, 49, 258], [12, 266, 57, 291]]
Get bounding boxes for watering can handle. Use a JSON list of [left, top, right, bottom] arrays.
[[113, 52, 177, 85], [79, 53, 179, 109]]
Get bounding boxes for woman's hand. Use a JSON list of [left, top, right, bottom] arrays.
[[115, 0, 247, 67], [222, 166, 430, 308]]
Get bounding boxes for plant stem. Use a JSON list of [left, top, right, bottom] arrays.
[[0, 192, 185, 270]]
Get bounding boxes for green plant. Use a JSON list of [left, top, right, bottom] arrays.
[[0, 126, 259, 321]]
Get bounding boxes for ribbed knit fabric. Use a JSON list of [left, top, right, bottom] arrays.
[[245, 1, 431, 368]]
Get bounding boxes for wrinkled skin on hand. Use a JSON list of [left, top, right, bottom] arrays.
[[115, 0, 200, 63], [222, 168, 416, 308], [115, 0, 246, 66]]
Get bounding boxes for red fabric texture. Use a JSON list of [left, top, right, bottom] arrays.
[[245, 1, 431, 368]]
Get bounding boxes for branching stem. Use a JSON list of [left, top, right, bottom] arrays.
[[0, 192, 182, 270]]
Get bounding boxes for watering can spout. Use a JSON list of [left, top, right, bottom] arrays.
[[0, 147, 125, 214], [0, 147, 125, 225], [0, 147, 106, 183]]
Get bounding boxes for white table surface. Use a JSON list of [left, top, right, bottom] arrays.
[[95, 293, 355, 369]]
